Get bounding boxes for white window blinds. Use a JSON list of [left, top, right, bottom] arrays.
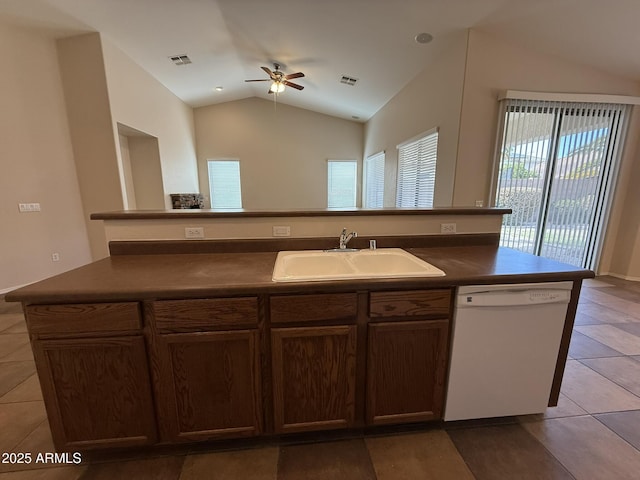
[[493, 98, 630, 269], [396, 128, 439, 207], [327, 160, 357, 208], [363, 151, 385, 208], [207, 160, 242, 209]]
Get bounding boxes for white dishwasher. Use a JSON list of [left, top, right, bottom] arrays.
[[444, 281, 573, 421]]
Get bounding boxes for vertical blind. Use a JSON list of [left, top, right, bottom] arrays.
[[327, 160, 357, 208], [363, 151, 385, 208], [494, 99, 629, 268], [207, 159, 242, 209], [396, 128, 439, 208]]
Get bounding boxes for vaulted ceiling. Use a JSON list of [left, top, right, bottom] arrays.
[[2, 0, 640, 121]]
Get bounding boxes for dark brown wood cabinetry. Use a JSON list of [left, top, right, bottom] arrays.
[[271, 325, 357, 433], [26, 303, 157, 451], [270, 293, 358, 433], [367, 289, 451, 425], [367, 320, 449, 424], [149, 297, 262, 442], [24, 288, 453, 451]]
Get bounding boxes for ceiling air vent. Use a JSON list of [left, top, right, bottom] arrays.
[[340, 75, 358, 86], [169, 54, 192, 66]]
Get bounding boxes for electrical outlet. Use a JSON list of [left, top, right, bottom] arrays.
[[475, 200, 484, 207], [441, 223, 457, 234], [18, 203, 41, 212], [272, 226, 291, 237], [51, 253, 60, 262], [185, 227, 205, 239]]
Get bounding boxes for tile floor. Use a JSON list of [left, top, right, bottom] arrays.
[[1, 276, 640, 479]]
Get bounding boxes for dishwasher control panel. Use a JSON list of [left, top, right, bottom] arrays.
[[458, 285, 572, 307], [529, 290, 568, 303]]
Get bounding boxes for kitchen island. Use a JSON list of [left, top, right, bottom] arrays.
[[6, 240, 593, 452]]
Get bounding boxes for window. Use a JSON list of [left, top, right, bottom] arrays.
[[363, 151, 385, 208], [493, 98, 630, 268], [327, 160, 357, 208], [207, 160, 242, 209], [396, 128, 439, 207]]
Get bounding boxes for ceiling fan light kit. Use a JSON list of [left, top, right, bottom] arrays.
[[270, 81, 286, 93], [245, 63, 305, 95]]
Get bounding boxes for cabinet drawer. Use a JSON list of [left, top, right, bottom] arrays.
[[26, 303, 141, 337], [152, 297, 258, 332], [369, 289, 451, 319], [270, 293, 357, 324]]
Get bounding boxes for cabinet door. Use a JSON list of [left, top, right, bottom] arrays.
[[367, 320, 448, 425], [32, 336, 156, 451], [156, 330, 262, 441], [271, 325, 357, 433]]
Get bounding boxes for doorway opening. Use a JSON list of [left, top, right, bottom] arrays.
[[492, 99, 630, 269]]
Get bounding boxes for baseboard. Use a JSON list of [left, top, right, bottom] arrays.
[[597, 271, 640, 282]]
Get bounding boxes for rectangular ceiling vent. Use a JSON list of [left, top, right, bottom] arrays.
[[340, 75, 358, 86], [169, 54, 192, 66]]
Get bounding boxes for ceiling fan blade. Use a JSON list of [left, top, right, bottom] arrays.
[[285, 72, 305, 80], [284, 80, 304, 90], [261, 66, 274, 78], [245, 79, 270, 82]]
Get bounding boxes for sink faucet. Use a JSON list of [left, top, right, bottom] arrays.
[[339, 228, 358, 249]]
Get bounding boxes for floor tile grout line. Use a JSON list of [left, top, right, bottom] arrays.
[[571, 328, 634, 356], [526, 415, 591, 480], [573, 357, 640, 401], [500, 418, 580, 479], [6, 417, 50, 457], [441, 430, 479, 480], [360, 437, 380, 480], [591, 413, 640, 454], [0, 373, 39, 404]]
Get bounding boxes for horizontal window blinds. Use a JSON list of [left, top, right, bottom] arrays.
[[208, 160, 242, 209], [327, 160, 357, 208], [396, 129, 439, 208], [363, 151, 385, 208]]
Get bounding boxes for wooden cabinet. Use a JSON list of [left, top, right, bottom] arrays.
[[271, 325, 357, 433], [367, 320, 449, 425], [25, 286, 453, 451], [27, 303, 156, 451], [154, 330, 262, 441], [270, 293, 358, 433], [366, 289, 451, 425], [149, 297, 262, 442]]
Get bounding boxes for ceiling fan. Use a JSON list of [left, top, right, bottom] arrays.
[[245, 63, 305, 94]]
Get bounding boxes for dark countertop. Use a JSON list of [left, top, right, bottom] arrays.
[[6, 246, 594, 304], [90, 207, 512, 220]]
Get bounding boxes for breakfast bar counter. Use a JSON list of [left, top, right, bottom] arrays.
[[5, 242, 593, 452], [6, 245, 592, 303]]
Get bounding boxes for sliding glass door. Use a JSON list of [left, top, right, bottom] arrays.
[[494, 99, 630, 269]]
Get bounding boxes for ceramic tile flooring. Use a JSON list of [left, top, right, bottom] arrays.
[[1, 276, 640, 479]]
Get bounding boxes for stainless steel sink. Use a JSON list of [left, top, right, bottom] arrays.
[[272, 248, 445, 282]]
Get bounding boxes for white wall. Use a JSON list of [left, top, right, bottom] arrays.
[[118, 134, 137, 209], [194, 98, 364, 209], [0, 23, 91, 293], [364, 31, 469, 208], [57, 33, 124, 260], [101, 38, 199, 208], [128, 136, 165, 209]]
